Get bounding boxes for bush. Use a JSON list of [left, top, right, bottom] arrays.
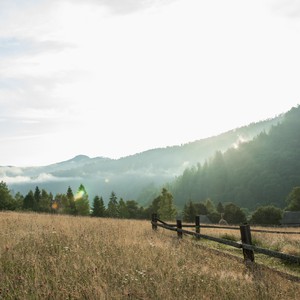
[[250, 205, 282, 225]]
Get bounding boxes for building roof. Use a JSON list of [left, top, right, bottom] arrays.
[[281, 211, 300, 225]]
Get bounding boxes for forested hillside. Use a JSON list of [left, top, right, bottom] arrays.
[[169, 106, 300, 210], [1, 114, 281, 205]]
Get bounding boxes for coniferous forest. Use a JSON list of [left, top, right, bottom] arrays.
[[168, 106, 300, 210]]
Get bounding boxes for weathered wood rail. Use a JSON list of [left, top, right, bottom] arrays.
[[151, 214, 300, 264]]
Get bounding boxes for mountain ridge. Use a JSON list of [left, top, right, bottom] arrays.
[[0, 110, 287, 206]]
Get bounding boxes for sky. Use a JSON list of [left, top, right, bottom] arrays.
[[0, 0, 300, 167]]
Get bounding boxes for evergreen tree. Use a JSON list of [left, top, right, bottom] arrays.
[[92, 195, 106, 217], [118, 198, 129, 219], [194, 202, 208, 215], [157, 188, 177, 221], [107, 191, 119, 218], [204, 198, 216, 214], [285, 187, 300, 211], [65, 186, 77, 215], [23, 190, 35, 210], [33, 186, 41, 211], [39, 189, 51, 212], [183, 200, 197, 222], [14, 192, 24, 210], [126, 200, 141, 219], [75, 184, 90, 216], [0, 181, 15, 210]]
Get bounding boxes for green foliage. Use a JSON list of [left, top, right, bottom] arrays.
[[223, 203, 247, 224], [39, 189, 52, 213], [107, 191, 119, 218], [157, 188, 177, 221], [0, 181, 147, 220], [285, 186, 300, 211], [23, 190, 35, 210], [0, 181, 16, 210], [125, 200, 141, 219], [169, 105, 300, 210], [66, 186, 77, 215], [204, 198, 216, 214], [217, 202, 224, 213], [250, 205, 283, 225], [33, 186, 41, 211], [207, 211, 221, 223], [75, 184, 90, 216], [182, 200, 197, 222], [147, 188, 177, 221], [91, 196, 106, 217], [118, 198, 129, 219], [194, 202, 208, 215]]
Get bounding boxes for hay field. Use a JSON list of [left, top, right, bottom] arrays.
[[0, 212, 300, 299]]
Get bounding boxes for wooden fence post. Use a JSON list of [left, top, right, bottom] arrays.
[[195, 215, 200, 239], [152, 213, 158, 231], [240, 224, 255, 262], [177, 219, 183, 239]]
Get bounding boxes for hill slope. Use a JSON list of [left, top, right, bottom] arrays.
[[169, 106, 300, 209], [0, 112, 284, 204]]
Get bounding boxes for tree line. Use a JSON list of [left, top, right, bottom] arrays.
[[1, 180, 300, 225], [0, 182, 177, 220]]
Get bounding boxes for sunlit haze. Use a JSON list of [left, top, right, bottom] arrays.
[[1, 0, 300, 166]]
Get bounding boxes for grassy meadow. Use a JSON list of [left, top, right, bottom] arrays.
[[0, 212, 300, 299]]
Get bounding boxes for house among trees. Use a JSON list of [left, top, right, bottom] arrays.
[[199, 214, 212, 224], [281, 211, 300, 226]]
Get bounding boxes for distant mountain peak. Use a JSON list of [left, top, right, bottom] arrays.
[[72, 155, 90, 161]]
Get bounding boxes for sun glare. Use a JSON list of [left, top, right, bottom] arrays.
[[75, 190, 85, 201]]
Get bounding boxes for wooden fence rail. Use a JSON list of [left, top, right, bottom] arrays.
[[151, 213, 300, 264]]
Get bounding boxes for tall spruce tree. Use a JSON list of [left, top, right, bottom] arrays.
[[92, 195, 106, 217], [66, 186, 77, 215], [33, 186, 41, 211], [23, 190, 35, 210], [157, 188, 177, 221], [75, 184, 90, 216], [107, 191, 119, 218]]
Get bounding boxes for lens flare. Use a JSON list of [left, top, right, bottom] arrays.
[[75, 190, 85, 200], [51, 202, 58, 210]]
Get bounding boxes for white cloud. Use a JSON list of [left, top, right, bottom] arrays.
[[0, 0, 300, 166], [0, 172, 78, 184], [0, 175, 31, 184]]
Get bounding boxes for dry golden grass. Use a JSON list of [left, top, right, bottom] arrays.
[[1, 212, 300, 299], [201, 224, 300, 255]]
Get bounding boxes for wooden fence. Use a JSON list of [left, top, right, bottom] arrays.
[[151, 213, 300, 264]]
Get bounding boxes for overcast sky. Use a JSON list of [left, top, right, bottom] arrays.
[[0, 0, 300, 167]]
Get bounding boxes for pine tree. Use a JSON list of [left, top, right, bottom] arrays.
[[23, 190, 35, 210], [75, 184, 90, 216], [92, 195, 106, 217], [118, 198, 129, 219], [107, 191, 119, 218], [157, 188, 177, 221], [33, 186, 41, 211], [286, 187, 300, 211], [183, 200, 196, 222], [66, 186, 77, 215], [39, 189, 51, 212]]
